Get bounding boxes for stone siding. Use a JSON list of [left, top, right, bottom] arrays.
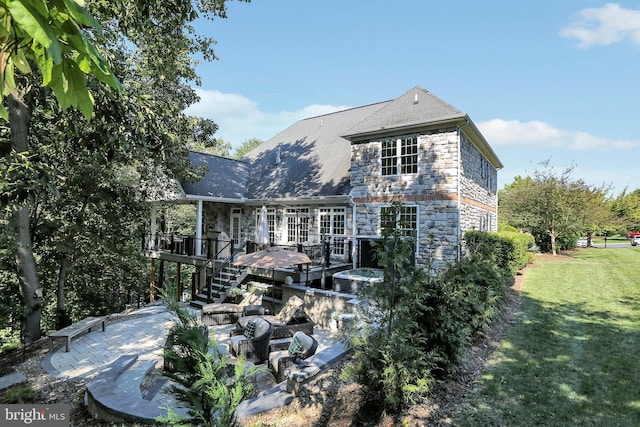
[[459, 132, 498, 232], [196, 127, 499, 272], [350, 130, 462, 271]]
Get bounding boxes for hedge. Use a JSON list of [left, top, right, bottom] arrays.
[[464, 230, 535, 276]]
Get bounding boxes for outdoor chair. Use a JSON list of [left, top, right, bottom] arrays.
[[201, 289, 265, 326], [228, 316, 273, 364], [235, 295, 314, 339], [268, 331, 318, 382]]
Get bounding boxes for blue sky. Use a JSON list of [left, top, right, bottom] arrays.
[[185, 1, 640, 196]]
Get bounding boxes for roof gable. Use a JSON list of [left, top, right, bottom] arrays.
[[180, 151, 249, 200], [342, 85, 466, 140]]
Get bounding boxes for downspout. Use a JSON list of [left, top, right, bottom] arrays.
[[196, 199, 203, 257], [350, 195, 357, 269], [456, 124, 465, 262]]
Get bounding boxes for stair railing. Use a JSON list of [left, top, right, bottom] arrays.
[[191, 241, 246, 303]]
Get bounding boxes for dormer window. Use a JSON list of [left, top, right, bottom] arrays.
[[381, 136, 418, 176]]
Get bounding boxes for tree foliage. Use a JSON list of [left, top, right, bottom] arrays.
[[343, 203, 434, 414], [499, 161, 611, 254], [160, 292, 258, 427], [234, 138, 262, 158], [0, 0, 121, 120], [0, 0, 250, 341], [609, 189, 640, 234]]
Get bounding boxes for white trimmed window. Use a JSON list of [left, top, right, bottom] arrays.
[[481, 157, 494, 190], [286, 208, 309, 243], [381, 136, 419, 176], [381, 205, 418, 237], [319, 207, 346, 256]]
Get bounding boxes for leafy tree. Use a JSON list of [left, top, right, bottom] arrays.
[[234, 138, 262, 158], [1, 0, 121, 342], [0, 0, 122, 119], [499, 160, 610, 254], [609, 189, 640, 234], [0, 0, 249, 340]]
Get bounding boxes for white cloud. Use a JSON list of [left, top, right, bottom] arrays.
[[560, 3, 640, 48], [478, 118, 640, 151], [184, 89, 350, 147]]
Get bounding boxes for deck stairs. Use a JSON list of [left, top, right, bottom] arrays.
[[190, 264, 248, 310]]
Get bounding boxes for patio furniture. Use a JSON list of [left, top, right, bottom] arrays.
[[48, 315, 108, 352], [228, 317, 273, 363], [201, 289, 265, 326], [268, 331, 318, 382], [235, 295, 314, 339]]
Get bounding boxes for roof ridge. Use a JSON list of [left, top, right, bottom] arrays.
[[189, 149, 251, 164], [300, 100, 391, 121]]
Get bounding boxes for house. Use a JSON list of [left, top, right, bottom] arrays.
[[146, 86, 502, 306]]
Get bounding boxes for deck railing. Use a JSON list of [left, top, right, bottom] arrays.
[[143, 232, 352, 265], [143, 232, 234, 259]]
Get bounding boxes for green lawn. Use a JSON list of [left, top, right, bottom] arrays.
[[453, 248, 640, 426]]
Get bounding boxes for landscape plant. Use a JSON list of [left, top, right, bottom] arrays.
[[0, 0, 249, 342], [465, 230, 534, 276], [342, 203, 435, 414], [344, 207, 519, 417], [499, 161, 611, 255], [160, 292, 259, 427]]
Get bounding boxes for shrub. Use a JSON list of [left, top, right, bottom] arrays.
[[342, 203, 434, 414], [342, 321, 435, 413], [438, 257, 509, 338], [465, 230, 534, 276], [159, 292, 259, 426], [0, 384, 36, 404]]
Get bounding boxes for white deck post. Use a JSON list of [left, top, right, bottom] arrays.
[[196, 200, 203, 257]]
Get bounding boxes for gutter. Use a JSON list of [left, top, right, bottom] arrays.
[[184, 195, 247, 203]]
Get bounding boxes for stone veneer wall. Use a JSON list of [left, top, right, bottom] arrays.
[[281, 285, 359, 329], [350, 129, 462, 272], [459, 133, 498, 232]]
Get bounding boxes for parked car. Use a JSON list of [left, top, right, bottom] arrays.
[[632, 236, 640, 246], [576, 238, 588, 248]]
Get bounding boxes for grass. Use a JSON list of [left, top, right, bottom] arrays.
[[453, 247, 640, 426], [591, 234, 629, 244]]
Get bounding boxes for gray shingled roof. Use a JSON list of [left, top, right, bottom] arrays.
[[241, 102, 389, 200], [181, 86, 502, 200], [180, 151, 249, 200], [342, 85, 466, 140]]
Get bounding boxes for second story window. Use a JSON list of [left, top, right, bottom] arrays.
[[381, 136, 418, 176], [481, 157, 494, 191]]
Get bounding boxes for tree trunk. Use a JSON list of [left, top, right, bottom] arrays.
[[55, 255, 71, 329], [9, 93, 41, 342], [11, 206, 42, 342], [549, 232, 557, 255], [57, 256, 68, 313]]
